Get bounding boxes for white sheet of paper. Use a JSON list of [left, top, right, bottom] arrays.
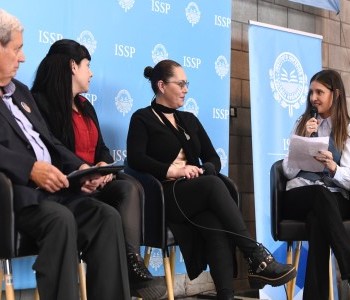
[[288, 134, 329, 172]]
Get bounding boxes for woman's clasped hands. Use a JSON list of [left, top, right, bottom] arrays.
[[176, 164, 204, 179], [184, 165, 203, 179]]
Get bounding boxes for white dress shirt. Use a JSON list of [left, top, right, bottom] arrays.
[[282, 116, 350, 198], [1, 82, 51, 163]]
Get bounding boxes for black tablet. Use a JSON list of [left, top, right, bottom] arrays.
[[67, 165, 125, 187]]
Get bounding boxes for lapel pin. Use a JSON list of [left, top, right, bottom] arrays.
[[21, 101, 31, 113]]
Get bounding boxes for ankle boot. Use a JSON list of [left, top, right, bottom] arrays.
[[127, 253, 153, 283], [128, 253, 167, 299], [246, 243, 296, 289]]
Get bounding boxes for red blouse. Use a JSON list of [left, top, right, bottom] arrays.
[[72, 109, 98, 164]]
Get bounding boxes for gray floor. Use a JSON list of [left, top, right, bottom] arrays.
[[174, 290, 260, 299], [2, 291, 261, 300], [177, 297, 260, 300]]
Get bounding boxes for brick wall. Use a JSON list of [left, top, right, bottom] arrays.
[[230, 0, 350, 291]]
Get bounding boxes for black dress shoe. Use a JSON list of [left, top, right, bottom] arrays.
[[246, 243, 296, 289], [127, 253, 153, 282]]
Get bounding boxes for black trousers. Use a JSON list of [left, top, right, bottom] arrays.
[[96, 176, 142, 254], [16, 192, 130, 300], [163, 175, 256, 293], [283, 185, 350, 300]]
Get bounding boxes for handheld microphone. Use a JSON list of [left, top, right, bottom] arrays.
[[310, 106, 318, 137]]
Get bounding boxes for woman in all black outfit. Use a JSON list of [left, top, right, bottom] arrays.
[[126, 59, 296, 299]]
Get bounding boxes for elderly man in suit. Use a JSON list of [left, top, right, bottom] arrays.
[[0, 9, 130, 300]]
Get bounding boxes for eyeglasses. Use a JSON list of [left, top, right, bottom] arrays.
[[164, 80, 190, 89]]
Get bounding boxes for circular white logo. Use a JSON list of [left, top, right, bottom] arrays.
[[217, 148, 228, 170], [77, 31, 97, 55], [148, 248, 163, 271], [269, 52, 308, 117], [185, 2, 201, 26], [183, 98, 199, 117], [151, 44, 169, 64], [115, 89, 133, 116], [118, 0, 135, 12], [215, 55, 229, 79]]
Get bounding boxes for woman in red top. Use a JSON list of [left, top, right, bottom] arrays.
[[31, 39, 165, 299]]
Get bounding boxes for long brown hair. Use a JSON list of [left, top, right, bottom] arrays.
[[295, 69, 349, 150]]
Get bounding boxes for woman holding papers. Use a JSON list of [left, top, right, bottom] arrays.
[[31, 39, 165, 299], [282, 69, 350, 300]]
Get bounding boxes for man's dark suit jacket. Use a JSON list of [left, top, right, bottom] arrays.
[[0, 79, 84, 212]]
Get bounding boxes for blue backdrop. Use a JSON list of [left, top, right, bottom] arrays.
[[1, 0, 231, 290], [249, 21, 323, 300]]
